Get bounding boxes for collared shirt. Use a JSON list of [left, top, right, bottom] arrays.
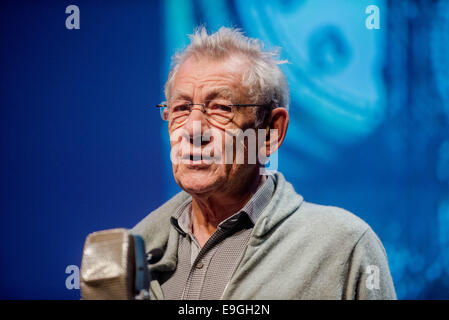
[[160, 174, 275, 300]]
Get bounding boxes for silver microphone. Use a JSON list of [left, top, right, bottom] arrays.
[[80, 228, 152, 300]]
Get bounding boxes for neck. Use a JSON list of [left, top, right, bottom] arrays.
[[191, 172, 266, 247]]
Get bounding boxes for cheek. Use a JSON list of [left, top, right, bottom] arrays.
[[169, 128, 190, 164], [201, 128, 227, 162], [221, 132, 237, 164]]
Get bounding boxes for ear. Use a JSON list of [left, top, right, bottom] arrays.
[[263, 108, 289, 157]]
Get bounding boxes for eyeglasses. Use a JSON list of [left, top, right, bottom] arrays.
[[156, 100, 272, 129]]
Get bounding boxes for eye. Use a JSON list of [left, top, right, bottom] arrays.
[[172, 104, 191, 112], [209, 103, 232, 113]]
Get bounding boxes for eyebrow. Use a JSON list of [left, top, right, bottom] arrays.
[[171, 87, 234, 102], [170, 90, 191, 102]]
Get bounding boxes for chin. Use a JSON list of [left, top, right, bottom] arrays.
[[174, 165, 224, 195]]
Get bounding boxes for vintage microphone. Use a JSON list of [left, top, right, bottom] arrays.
[[80, 228, 162, 300]]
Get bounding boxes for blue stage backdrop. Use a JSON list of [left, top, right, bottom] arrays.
[[1, 0, 448, 299]]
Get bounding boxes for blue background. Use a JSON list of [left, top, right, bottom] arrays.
[[1, 0, 448, 299]]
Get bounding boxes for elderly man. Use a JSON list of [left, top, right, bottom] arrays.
[[132, 27, 396, 300]]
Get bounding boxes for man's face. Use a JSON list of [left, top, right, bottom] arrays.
[[167, 55, 260, 197]]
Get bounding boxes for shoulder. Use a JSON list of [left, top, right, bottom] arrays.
[[262, 172, 373, 246], [285, 200, 373, 248], [299, 201, 369, 234], [131, 191, 190, 244]]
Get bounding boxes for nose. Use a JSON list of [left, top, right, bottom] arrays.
[[182, 105, 211, 146]]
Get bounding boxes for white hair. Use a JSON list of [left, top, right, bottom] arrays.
[[164, 27, 290, 124]]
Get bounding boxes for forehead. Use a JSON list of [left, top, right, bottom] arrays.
[[172, 55, 248, 99]]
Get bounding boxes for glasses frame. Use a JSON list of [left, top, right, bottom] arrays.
[[156, 101, 273, 126]]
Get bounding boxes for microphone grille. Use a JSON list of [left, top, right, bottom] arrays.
[[80, 228, 135, 300]]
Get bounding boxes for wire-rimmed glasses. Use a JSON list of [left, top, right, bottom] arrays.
[[156, 100, 272, 129]]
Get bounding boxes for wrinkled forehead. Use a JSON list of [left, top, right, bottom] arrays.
[[170, 55, 250, 102]]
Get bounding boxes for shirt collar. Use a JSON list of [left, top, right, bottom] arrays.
[[171, 174, 275, 235]]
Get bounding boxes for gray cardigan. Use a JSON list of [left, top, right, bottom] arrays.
[[132, 172, 396, 299]]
